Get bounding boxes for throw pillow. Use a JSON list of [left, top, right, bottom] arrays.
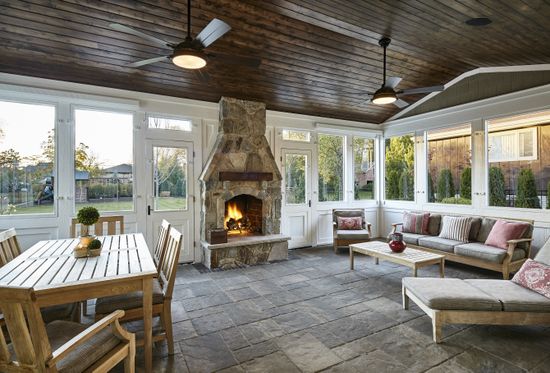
[[512, 259, 550, 299], [485, 219, 530, 250], [402, 212, 430, 234], [438, 216, 472, 242], [337, 216, 362, 230]]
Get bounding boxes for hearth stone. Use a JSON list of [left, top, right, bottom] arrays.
[[202, 234, 290, 269]]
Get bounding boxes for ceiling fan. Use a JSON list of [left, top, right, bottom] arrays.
[[110, 0, 260, 82], [367, 37, 445, 108]]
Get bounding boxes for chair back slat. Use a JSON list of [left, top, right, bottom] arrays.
[[0, 228, 22, 267], [70, 216, 124, 237], [153, 220, 171, 273], [159, 228, 182, 299], [0, 286, 51, 372]]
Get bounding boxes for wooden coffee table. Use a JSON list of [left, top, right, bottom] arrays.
[[350, 241, 445, 277]]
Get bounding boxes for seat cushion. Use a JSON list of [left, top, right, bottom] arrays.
[[417, 236, 464, 253], [335, 229, 370, 240], [46, 320, 122, 373], [95, 278, 164, 315], [401, 233, 428, 245], [454, 243, 526, 263], [41, 303, 77, 323], [465, 279, 550, 312], [403, 277, 502, 311]]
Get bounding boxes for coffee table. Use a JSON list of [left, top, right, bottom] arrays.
[[350, 241, 445, 277]]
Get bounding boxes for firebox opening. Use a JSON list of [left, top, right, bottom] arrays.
[[224, 195, 262, 235]]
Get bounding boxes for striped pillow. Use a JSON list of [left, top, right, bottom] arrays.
[[403, 212, 430, 234], [438, 216, 472, 242]]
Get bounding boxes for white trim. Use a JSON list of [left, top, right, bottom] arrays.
[[315, 122, 382, 136], [386, 64, 550, 122]]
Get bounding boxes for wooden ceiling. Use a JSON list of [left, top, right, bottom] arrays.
[[1, 1, 550, 124]]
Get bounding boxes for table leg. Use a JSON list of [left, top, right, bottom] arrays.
[[142, 277, 153, 373], [413, 266, 418, 277], [374, 257, 379, 265], [439, 259, 445, 278], [350, 247, 354, 270]]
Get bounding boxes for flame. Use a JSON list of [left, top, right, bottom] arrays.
[[224, 202, 243, 227]]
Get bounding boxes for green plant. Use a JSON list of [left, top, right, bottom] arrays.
[[77, 206, 100, 226], [516, 168, 540, 208], [427, 173, 435, 202], [441, 197, 471, 205], [460, 167, 471, 199], [88, 239, 102, 251], [489, 167, 506, 206], [437, 169, 455, 201]]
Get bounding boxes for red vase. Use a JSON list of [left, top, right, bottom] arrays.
[[389, 233, 406, 253]]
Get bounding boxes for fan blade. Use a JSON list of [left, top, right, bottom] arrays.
[[398, 85, 445, 95], [194, 69, 211, 83], [385, 76, 402, 89], [209, 53, 261, 68], [110, 23, 170, 48], [393, 98, 409, 108], [128, 56, 169, 68], [196, 18, 231, 48]]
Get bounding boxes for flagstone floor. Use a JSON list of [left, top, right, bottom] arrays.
[[127, 247, 550, 372]]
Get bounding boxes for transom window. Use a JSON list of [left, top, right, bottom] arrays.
[[282, 129, 311, 142], [148, 116, 192, 132]]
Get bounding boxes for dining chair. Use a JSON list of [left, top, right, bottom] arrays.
[[0, 228, 79, 323], [70, 215, 124, 315], [0, 285, 135, 373], [153, 220, 171, 274], [94, 227, 183, 354], [70, 215, 125, 237]]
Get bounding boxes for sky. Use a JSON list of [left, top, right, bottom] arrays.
[[0, 101, 133, 167]]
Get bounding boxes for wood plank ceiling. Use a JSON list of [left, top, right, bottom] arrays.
[[0, 0, 549, 124]]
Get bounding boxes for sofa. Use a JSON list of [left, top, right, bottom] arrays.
[[391, 213, 533, 279], [333, 209, 372, 253], [402, 238, 550, 343]]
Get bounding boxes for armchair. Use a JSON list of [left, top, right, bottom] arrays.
[[332, 208, 372, 253]]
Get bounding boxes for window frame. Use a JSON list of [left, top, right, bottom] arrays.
[[383, 133, 416, 203], [146, 113, 193, 133], [488, 126, 537, 162], [352, 135, 376, 201], [317, 132, 345, 203], [281, 128, 311, 143]]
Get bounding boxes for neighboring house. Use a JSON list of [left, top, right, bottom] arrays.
[[102, 164, 133, 182]]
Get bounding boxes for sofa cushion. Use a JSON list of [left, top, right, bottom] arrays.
[[512, 259, 550, 298], [335, 229, 370, 240], [439, 216, 472, 242], [469, 218, 482, 242], [402, 277, 501, 311], [427, 214, 441, 236], [485, 219, 530, 250], [337, 216, 362, 230], [418, 236, 464, 253], [403, 212, 430, 234], [534, 238, 550, 265], [476, 218, 497, 243], [454, 243, 526, 263], [401, 233, 427, 245], [465, 279, 550, 312]]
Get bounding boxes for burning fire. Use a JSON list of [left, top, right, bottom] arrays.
[[224, 202, 243, 227]]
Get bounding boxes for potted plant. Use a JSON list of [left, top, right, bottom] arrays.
[[76, 206, 100, 248], [87, 238, 102, 257]]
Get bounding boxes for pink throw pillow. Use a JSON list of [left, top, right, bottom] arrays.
[[337, 216, 362, 230], [484, 219, 529, 250], [402, 212, 430, 234], [512, 259, 550, 299]]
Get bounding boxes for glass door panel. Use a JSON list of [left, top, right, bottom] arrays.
[[153, 146, 188, 211]]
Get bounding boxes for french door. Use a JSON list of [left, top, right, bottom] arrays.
[[145, 140, 194, 263], [281, 149, 313, 248]]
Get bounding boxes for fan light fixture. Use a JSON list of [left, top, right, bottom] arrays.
[[372, 87, 397, 105], [171, 49, 207, 69]]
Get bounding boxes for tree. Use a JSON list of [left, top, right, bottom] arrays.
[[0, 149, 21, 193], [427, 173, 435, 202], [489, 167, 506, 206], [516, 168, 540, 208], [154, 148, 187, 198], [42, 130, 101, 176], [318, 134, 343, 201], [285, 154, 306, 204], [460, 167, 472, 199], [385, 136, 414, 200], [437, 169, 454, 201]]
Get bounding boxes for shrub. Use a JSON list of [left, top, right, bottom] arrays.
[[385, 169, 401, 200], [441, 197, 471, 205], [399, 171, 414, 200], [516, 168, 540, 208], [437, 169, 455, 201], [460, 167, 472, 199], [88, 239, 102, 250], [427, 173, 435, 202], [489, 167, 506, 206], [76, 206, 99, 226]]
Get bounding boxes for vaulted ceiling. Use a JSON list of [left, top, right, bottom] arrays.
[[1, 1, 550, 124]]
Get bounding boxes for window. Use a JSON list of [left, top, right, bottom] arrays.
[[427, 124, 471, 205], [487, 112, 549, 209], [318, 134, 344, 202], [153, 146, 188, 211], [74, 109, 134, 212], [353, 137, 375, 200], [282, 129, 310, 142], [284, 153, 307, 204], [148, 116, 192, 131], [385, 134, 414, 201], [0, 101, 56, 215]]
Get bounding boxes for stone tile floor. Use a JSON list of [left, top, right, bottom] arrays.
[[124, 247, 550, 372]]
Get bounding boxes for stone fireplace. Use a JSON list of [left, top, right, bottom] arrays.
[[199, 97, 289, 269]]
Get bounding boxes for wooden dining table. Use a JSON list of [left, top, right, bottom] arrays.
[[0, 233, 157, 372]]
